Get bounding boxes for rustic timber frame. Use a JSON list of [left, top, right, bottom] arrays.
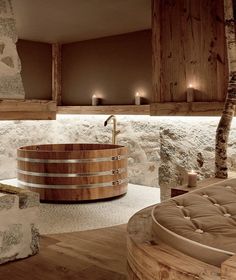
[[1, 0, 233, 119], [0, 43, 61, 120], [0, 100, 56, 120]]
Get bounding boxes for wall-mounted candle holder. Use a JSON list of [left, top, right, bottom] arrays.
[[186, 84, 194, 102]]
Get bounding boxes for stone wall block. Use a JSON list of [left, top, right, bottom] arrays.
[[129, 162, 159, 187], [30, 224, 39, 255], [0, 183, 40, 209], [159, 120, 223, 201], [0, 193, 17, 210], [0, 0, 8, 15], [0, 0, 14, 18], [0, 18, 16, 41], [18, 191, 40, 209], [0, 184, 39, 264], [0, 224, 23, 254], [0, 0, 25, 99]]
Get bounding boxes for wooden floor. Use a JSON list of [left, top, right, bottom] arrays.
[[0, 225, 127, 280]]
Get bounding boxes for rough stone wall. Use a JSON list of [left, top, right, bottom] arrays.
[[159, 118, 236, 200], [0, 184, 39, 264], [0, 0, 24, 99], [0, 116, 160, 187], [0, 116, 236, 199], [159, 118, 223, 200]]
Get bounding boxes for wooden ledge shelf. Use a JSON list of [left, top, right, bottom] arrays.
[[0, 100, 56, 120], [0, 101, 226, 119], [57, 105, 150, 115], [150, 102, 225, 116], [57, 103, 225, 116]]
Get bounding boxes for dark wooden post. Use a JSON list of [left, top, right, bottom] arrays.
[[52, 43, 62, 106]]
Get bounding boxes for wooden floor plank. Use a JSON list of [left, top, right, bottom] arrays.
[[0, 225, 127, 280]]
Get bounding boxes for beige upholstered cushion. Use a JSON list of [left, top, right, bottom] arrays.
[[152, 179, 236, 266]]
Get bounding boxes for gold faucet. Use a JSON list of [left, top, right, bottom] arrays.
[[104, 115, 120, 144]]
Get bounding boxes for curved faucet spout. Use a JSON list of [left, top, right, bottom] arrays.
[[104, 115, 120, 144], [104, 115, 115, 127]]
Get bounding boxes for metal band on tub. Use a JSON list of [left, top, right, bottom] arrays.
[[18, 178, 129, 189], [17, 154, 126, 163]]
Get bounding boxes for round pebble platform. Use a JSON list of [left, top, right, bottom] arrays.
[[1, 179, 160, 235]]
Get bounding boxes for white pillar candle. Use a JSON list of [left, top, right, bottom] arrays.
[[135, 92, 141, 105], [92, 94, 98, 106], [186, 84, 194, 102], [188, 170, 197, 187]]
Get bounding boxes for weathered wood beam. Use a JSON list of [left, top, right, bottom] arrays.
[[215, 0, 236, 178], [0, 100, 56, 112], [57, 102, 226, 116], [0, 112, 56, 120], [152, 0, 161, 103], [150, 102, 225, 116], [57, 105, 150, 115], [52, 43, 62, 106], [0, 100, 56, 120]]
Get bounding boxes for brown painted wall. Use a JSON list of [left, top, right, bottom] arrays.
[[62, 30, 151, 105], [17, 40, 52, 100]]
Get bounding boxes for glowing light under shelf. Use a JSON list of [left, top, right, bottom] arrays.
[[56, 114, 221, 121]]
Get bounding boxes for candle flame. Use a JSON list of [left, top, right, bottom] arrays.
[[92, 94, 97, 98], [188, 84, 193, 88], [135, 92, 140, 97]]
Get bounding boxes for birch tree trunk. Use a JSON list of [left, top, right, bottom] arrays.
[[215, 0, 236, 178]]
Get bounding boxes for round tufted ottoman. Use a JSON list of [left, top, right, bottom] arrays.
[[152, 178, 236, 266]]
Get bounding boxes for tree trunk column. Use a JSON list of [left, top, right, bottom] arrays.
[[215, 0, 236, 178]]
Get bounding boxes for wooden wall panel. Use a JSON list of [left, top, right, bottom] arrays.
[[152, 0, 228, 103], [152, 0, 161, 103]]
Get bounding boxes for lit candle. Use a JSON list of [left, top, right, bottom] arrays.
[[135, 92, 141, 105], [92, 94, 98, 106], [186, 84, 194, 102], [188, 169, 197, 188]]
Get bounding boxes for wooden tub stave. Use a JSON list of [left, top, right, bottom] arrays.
[[17, 143, 128, 202], [17, 160, 127, 173]]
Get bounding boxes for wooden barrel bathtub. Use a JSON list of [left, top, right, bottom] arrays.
[[17, 143, 128, 202]]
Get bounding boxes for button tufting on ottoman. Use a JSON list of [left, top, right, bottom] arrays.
[[152, 178, 236, 266]]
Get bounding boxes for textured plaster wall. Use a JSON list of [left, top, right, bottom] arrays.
[[1, 115, 236, 200]]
